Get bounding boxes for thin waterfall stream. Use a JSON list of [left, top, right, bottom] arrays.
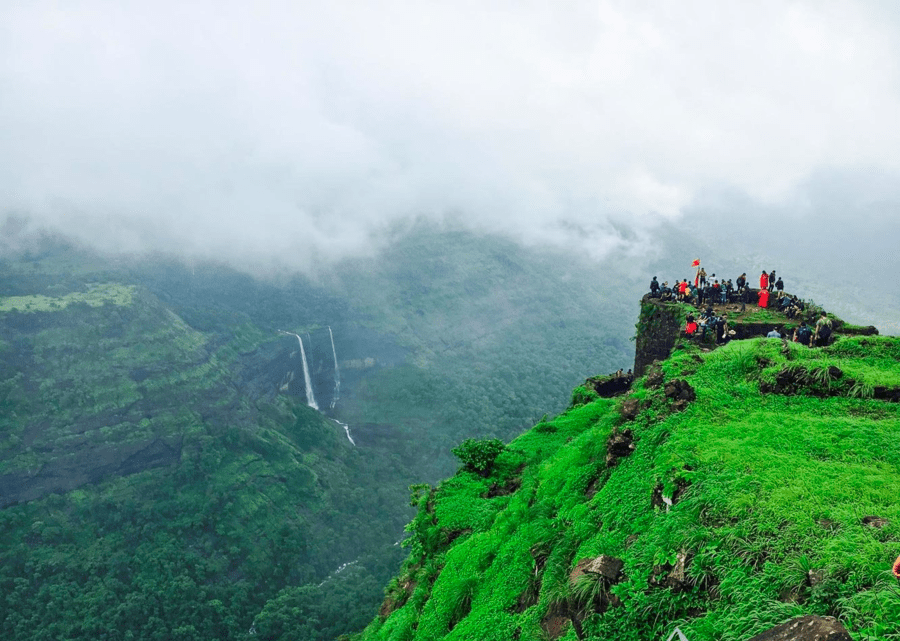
[[278, 330, 318, 410], [328, 326, 341, 409], [279, 329, 355, 445]]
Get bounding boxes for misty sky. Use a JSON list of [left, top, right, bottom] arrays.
[[2, 1, 900, 274]]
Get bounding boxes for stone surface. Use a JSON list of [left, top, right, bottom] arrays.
[[620, 397, 642, 420], [587, 374, 634, 398], [649, 549, 692, 591], [746, 615, 851, 641], [606, 429, 635, 467]]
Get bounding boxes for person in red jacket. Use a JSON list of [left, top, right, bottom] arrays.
[[758, 288, 770, 308], [760, 270, 769, 290]]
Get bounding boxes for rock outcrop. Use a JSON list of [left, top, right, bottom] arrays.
[[747, 615, 852, 641]]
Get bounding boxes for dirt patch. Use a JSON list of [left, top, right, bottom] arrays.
[[540, 614, 570, 640]]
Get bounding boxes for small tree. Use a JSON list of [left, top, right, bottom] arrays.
[[452, 438, 505, 477]]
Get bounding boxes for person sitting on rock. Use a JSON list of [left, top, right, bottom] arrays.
[[767, 326, 782, 339], [660, 282, 672, 300], [758, 287, 770, 308]]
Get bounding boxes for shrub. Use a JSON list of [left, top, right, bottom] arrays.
[[452, 438, 506, 477]]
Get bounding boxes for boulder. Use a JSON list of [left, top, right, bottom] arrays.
[[620, 397, 642, 420], [645, 366, 664, 389], [664, 379, 695, 411], [569, 555, 624, 584], [649, 549, 692, 591], [606, 429, 635, 466], [747, 615, 851, 641]]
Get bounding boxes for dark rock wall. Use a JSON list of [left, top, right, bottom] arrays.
[[633, 300, 682, 376]]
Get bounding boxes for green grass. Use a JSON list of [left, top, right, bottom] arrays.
[[361, 335, 900, 641], [0, 282, 135, 312]]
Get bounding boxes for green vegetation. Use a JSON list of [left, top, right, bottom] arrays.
[[0, 229, 636, 640], [452, 438, 507, 476], [361, 333, 900, 641], [0, 282, 135, 312]]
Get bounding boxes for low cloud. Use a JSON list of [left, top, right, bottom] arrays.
[[2, 1, 900, 272]]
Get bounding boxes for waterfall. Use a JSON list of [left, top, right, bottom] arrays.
[[328, 326, 341, 409], [279, 330, 318, 410], [278, 330, 354, 445], [334, 418, 356, 446]]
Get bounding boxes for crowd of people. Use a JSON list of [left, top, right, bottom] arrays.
[[648, 269, 785, 309], [646, 267, 832, 347]]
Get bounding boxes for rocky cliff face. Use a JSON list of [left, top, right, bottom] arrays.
[[633, 299, 683, 376]]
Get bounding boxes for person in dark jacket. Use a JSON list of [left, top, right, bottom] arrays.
[[650, 276, 660, 297], [814, 312, 833, 347], [736, 273, 747, 291], [775, 277, 784, 297], [793, 322, 812, 346]]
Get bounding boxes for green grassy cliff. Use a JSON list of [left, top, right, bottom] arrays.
[[359, 302, 900, 641]]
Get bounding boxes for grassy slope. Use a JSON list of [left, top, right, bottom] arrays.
[[362, 334, 900, 641]]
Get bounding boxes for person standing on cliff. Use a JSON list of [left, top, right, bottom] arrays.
[[699, 267, 707, 288], [740, 286, 750, 313], [768, 270, 777, 291], [736, 273, 747, 291], [760, 270, 769, 291], [650, 276, 660, 297]]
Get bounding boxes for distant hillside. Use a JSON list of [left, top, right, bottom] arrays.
[[358, 299, 900, 641], [0, 227, 635, 640]]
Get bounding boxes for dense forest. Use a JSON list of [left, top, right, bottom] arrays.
[[0, 227, 635, 640]]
